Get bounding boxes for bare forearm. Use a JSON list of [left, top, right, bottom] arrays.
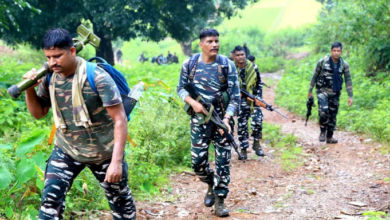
[[25, 88, 48, 119], [111, 119, 127, 163]]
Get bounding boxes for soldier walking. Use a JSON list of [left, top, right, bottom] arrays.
[[308, 42, 353, 143], [177, 28, 240, 217], [233, 46, 264, 159]]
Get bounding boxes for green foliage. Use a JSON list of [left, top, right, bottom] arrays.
[[275, 53, 390, 144], [363, 211, 390, 220], [311, 0, 390, 77], [263, 123, 304, 171]]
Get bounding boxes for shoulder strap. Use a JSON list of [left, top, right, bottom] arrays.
[[218, 55, 229, 84], [86, 62, 98, 94], [45, 72, 52, 88], [188, 53, 200, 82]]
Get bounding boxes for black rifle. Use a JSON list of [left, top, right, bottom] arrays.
[[184, 83, 245, 162], [305, 97, 315, 126], [260, 82, 270, 88], [241, 88, 288, 119]]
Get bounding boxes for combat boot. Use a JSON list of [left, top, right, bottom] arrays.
[[253, 140, 265, 157], [319, 132, 326, 142], [239, 148, 247, 160], [214, 196, 229, 217], [204, 183, 215, 207], [326, 137, 338, 144]]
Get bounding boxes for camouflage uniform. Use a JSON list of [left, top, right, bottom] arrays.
[[237, 64, 263, 149], [309, 56, 353, 138], [36, 66, 136, 219], [177, 54, 240, 198]]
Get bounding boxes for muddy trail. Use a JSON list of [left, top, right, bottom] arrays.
[[129, 72, 390, 220]]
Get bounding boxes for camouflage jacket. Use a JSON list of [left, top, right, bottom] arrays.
[[177, 54, 240, 117], [309, 56, 353, 98], [37, 67, 122, 164]]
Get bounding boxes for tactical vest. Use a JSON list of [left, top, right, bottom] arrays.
[[316, 55, 345, 90]]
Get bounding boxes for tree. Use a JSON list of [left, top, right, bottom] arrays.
[[0, 0, 40, 30], [0, 0, 163, 65], [0, 0, 255, 64]]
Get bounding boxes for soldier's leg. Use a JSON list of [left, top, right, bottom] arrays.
[[39, 147, 86, 219], [317, 92, 329, 141], [237, 100, 251, 149], [211, 129, 231, 217], [326, 93, 340, 143], [88, 158, 136, 220], [251, 107, 264, 156], [190, 115, 213, 184]]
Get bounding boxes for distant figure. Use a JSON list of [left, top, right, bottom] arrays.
[[167, 51, 173, 63], [138, 53, 148, 63], [151, 56, 157, 64], [172, 52, 179, 63], [116, 48, 123, 65], [243, 42, 250, 58], [157, 54, 167, 65]]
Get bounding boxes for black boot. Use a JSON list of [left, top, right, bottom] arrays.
[[239, 148, 247, 160], [319, 131, 326, 142], [253, 140, 265, 157], [204, 183, 215, 207], [214, 196, 229, 217], [326, 137, 338, 144]]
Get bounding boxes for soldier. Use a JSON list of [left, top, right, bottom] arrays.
[[177, 28, 240, 217], [308, 42, 353, 143], [172, 52, 179, 63], [23, 28, 136, 219], [233, 46, 264, 159]]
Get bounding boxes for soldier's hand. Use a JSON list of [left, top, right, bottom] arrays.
[[219, 118, 231, 136], [191, 101, 207, 115], [104, 161, 123, 183], [348, 97, 353, 107], [22, 68, 42, 88], [308, 93, 313, 98]]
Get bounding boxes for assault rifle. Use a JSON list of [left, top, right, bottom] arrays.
[[241, 88, 288, 119], [305, 97, 315, 126], [184, 83, 245, 162], [260, 82, 270, 88], [7, 25, 100, 99]]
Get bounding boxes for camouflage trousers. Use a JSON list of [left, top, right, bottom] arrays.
[[190, 111, 232, 198], [39, 147, 136, 220], [317, 92, 340, 138], [237, 99, 263, 149]]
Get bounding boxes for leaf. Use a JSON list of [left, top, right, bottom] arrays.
[[16, 158, 35, 184], [27, 205, 38, 220], [5, 206, 13, 218], [16, 131, 46, 157], [0, 166, 13, 189], [0, 143, 13, 150], [32, 152, 46, 171]]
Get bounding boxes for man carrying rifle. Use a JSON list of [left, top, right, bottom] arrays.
[[23, 29, 136, 220], [308, 42, 353, 144], [177, 28, 240, 217], [233, 46, 265, 159]]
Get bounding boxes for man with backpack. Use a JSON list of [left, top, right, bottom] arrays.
[[22, 28, 136, 220], [177, 28, 240, 217], [233, 46, 264, 159], [308, 42, 353, 144]]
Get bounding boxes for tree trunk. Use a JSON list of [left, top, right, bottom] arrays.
[[180, 42, 193, 56], [93, 25, 115, 65]]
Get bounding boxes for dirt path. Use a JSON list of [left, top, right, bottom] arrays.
[[133, 72, 390, 220]]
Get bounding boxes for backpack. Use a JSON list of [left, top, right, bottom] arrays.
[[187, 53, 229, 85], [46, 57, 132, 121]]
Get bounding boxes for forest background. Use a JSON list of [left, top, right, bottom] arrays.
[[0, 0, 389, 219]]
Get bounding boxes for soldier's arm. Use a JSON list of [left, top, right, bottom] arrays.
[[226, 60, 241, 117], [177, 58, 191, 101], [308, 59, 322, 94], [343, 62, 353, 98], [253, 66, 263, 99]]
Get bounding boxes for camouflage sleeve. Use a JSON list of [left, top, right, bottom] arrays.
[[253, 66, 263, 99], [94, 67, 122, 107], [176, 58, 191, 101], [343, 61, 353, 98], [36, 75, 52, 108], [226, 60, 240, 116], [309, 59, 322, 93]]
